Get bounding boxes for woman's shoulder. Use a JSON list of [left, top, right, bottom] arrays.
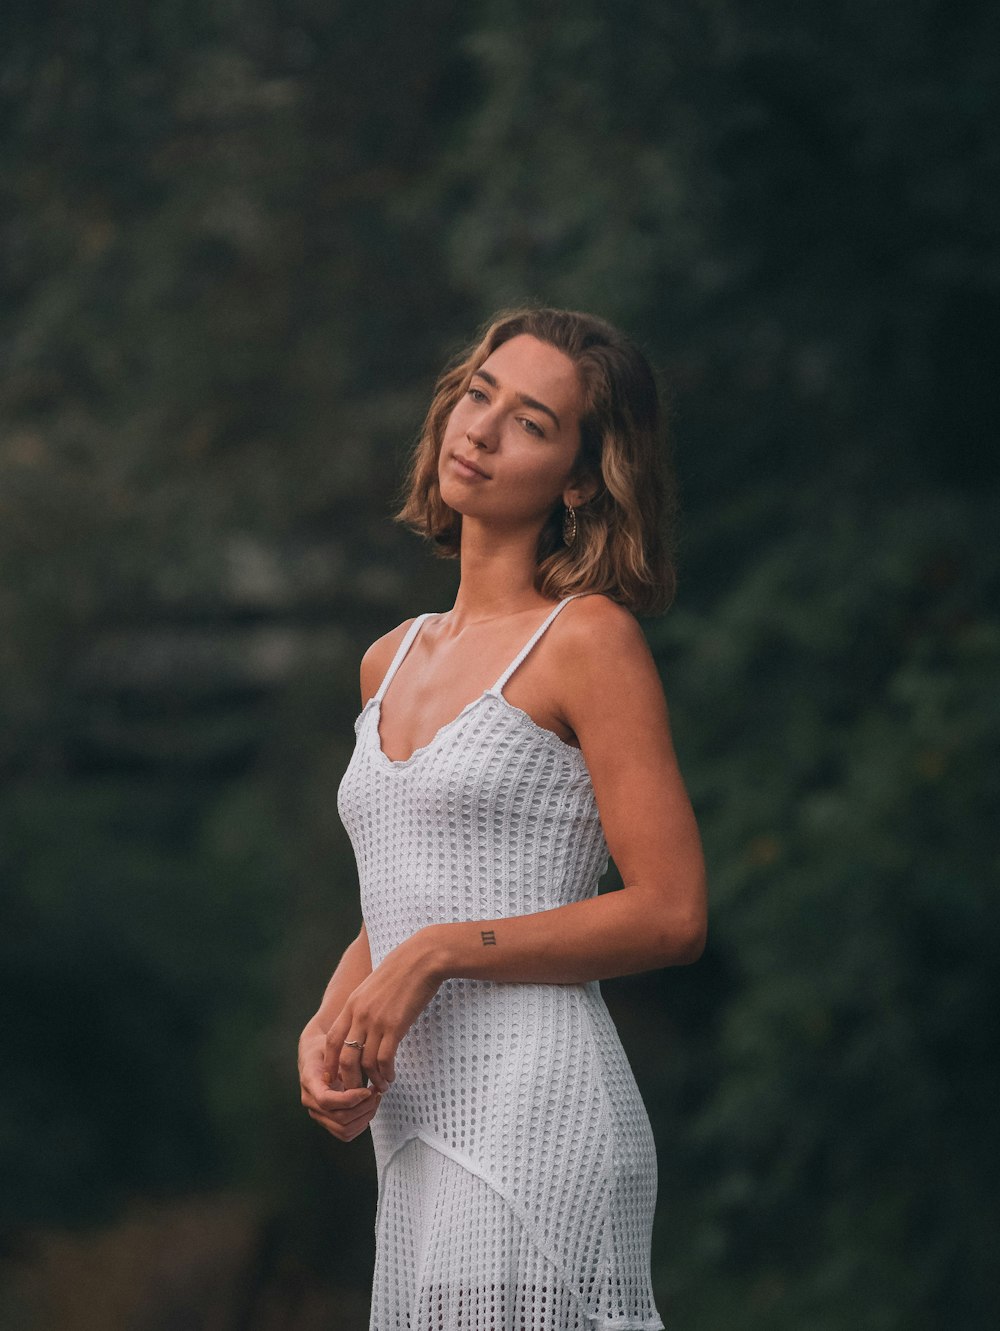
[[554, 593, 656, 677], [359, 616, 422, 706], [560, 592, 647, 643]]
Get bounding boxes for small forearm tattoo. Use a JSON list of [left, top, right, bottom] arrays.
[[481, 929, 497, 946]]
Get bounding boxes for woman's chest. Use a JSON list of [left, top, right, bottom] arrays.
[[338, 698, 596, 834]]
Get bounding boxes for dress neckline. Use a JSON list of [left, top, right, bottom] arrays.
[[368, 597, 584, 767], [363, 691, 587, 770]]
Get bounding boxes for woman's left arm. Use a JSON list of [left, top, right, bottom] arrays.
[[430, 597, 706, 980], [330, 598, 707, 1092]]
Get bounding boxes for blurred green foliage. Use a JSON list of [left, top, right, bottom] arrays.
[[1, 2, 997, 1328]]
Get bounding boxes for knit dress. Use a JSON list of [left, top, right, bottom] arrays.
[[336, 595, 664, 1331]]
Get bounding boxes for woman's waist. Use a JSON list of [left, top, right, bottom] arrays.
[[391, 977, 612, 1072], [373, 985, 650, 1161]]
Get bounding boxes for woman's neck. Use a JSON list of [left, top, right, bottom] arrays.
[[446, 520, 553, 629]]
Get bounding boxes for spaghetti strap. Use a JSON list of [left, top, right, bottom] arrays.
[[490, 595, 582, 697], [373, 613, 437, 703]]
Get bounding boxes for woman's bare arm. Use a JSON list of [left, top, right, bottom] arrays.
[[299, 924, 374, 1049], [425, 595, 705, 980]]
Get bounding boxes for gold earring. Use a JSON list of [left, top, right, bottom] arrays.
[[563, 503, 577, 547]]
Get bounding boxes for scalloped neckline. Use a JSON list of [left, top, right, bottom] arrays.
[[360, 691, 586, 770]]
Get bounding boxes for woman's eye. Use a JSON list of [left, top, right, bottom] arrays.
[[520, 418, 544, 436], [467, 387, 488, 403]]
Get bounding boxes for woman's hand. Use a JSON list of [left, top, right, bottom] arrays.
[[324, 931, 442, 1094], [299, 1035, 382, 1142]]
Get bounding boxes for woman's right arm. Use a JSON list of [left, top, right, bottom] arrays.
[[298, 925, 380, 1142], [298, 624, 414, 1139]]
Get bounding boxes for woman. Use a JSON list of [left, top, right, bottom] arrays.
[[298, 307, 707, 1329]]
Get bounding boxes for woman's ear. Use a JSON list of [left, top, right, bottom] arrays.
[[563, 476, 600, 508]]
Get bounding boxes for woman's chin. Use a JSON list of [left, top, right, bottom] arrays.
[[437, 481, 481, 516]]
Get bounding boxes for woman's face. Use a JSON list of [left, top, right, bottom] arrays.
[[437, 334, 591, 531]]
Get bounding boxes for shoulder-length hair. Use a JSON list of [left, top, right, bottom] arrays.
[[395, 307, 677, 616]]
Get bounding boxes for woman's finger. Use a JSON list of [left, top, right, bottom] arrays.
[[323, 1006, 354, 1086], [308, 1082, 373, 1115], [334, 1031, 368, 1090], [373, 1032, 397, 1090], [300, 1063, 359, 1108], [300, 1059, 373, 1118], [308, 1092, 382, 1141], [308, 1108, 361, 1142], [310, 1095, 376, 1129], [335, 1091, 382, 1129], [321, 1031, 342, 1087], [361, 1033, 390, 1093]]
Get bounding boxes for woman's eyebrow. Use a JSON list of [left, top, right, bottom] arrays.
[[473, 369, 562, 431]]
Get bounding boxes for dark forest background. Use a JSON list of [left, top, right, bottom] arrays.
[[2, 2, 998, 1328]]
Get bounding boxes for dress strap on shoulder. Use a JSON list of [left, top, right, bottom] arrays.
[[373, 613, 436, 703], [490, 595, 582, 696]]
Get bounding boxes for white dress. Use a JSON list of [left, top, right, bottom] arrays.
[[337, 595, 664, 1330]]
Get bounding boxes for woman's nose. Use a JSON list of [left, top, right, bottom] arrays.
[[467, 414, 499, 451]]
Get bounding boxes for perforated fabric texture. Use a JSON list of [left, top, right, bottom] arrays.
[[337, 596, 664, 1330]]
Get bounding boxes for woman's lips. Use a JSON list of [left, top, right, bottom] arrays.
[[451, 453, 491, 479]]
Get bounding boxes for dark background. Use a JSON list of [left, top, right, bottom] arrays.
[[2, 2, 998, 1328]]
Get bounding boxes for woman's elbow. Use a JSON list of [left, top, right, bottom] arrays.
[[682, 917, 708, 964], [629, 875, 707, 968], [659, 899, 707, 967]]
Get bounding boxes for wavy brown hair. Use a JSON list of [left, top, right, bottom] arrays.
[[395, 307, 676, 616]]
